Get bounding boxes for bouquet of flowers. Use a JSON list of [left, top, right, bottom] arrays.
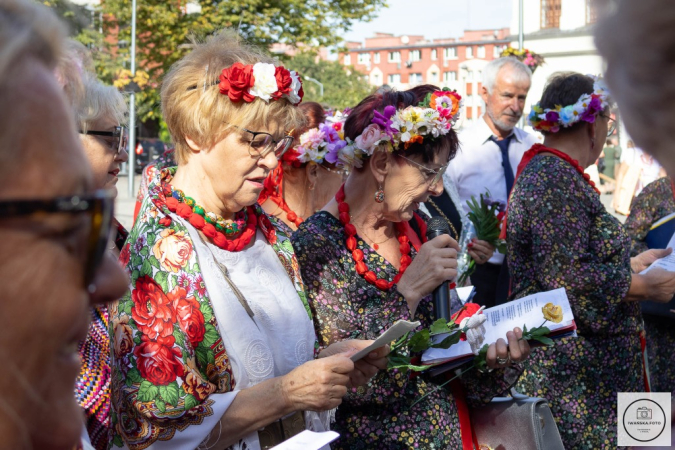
[[457, 191, 507, 286], [500, 47, 545, 73]]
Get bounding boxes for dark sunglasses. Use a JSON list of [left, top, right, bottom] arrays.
[[80, 126, 128, 156], [0, 190, 115, 286]]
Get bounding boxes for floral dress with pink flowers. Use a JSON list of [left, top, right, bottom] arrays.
[[507, 154, 644, 450], [110, 168, 317, 450]]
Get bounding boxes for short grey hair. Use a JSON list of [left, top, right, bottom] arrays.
[[482, 57, 532, 93], [77, 76, 128, 132]]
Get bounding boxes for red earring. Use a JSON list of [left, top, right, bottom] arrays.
[[374, 184, 385, 203]]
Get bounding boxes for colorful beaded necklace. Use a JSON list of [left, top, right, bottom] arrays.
[[336, 185, 412, 292], [170, 187, 248, 237]]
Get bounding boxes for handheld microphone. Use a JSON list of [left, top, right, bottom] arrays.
[[425, 216, 452, 321]]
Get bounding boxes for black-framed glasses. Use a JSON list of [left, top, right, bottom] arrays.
[[230, 124, 294, 159], [397, 154, 449, 186], [600, 114, 616, 137], [0, 190, 115, 286], [80, 126, 128, 156]]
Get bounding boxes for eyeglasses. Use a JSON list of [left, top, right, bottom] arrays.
[[0, 190, 115, 286], [601, 115, 616, 137], [397, 154, 449, 186], [230, 125, 294, 159], [318, 164, 349, 180], [80, 126, 128, 156]]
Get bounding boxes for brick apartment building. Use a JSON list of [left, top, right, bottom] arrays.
[[340, 28, 510, 125]]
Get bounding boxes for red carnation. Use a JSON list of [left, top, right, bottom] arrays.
[[272, 66, 293, 100], [134, 335, 184, 386], [132, 275, 177, 340], [219, 63, 256, 103], [168, 287, 206, 347]]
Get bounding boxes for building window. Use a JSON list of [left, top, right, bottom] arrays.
[[586, 0, 598, 24], [358, 53, 370, 65], [374, 53, 380, 64], [431, 49, 437, 60], [443, 71, 457, 82], [409, 73, 423, 84], [477, 46, 486, 58], [409, 50, 421, 62], [388, 51, 401, 63], [443, 47, 457, 59], [466, 94, 474, 106], [343, 54, 351, 65], [541, 0, 561, 29], [466, 70, 474, 81], [493, 45, 502, 58], [430, 71, 439, 82], [373, 73, 381, 84], [466, 46, 474, 58], [388, 74, 401, 84]]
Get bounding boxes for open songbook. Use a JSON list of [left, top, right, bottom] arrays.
[[422, 288, 577, 370]]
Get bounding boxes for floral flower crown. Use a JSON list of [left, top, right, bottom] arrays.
[[528, 76, 610, 133], [284, 116, 348, 166], [337, 89, 462, 168], [218, 62, 304, 106]]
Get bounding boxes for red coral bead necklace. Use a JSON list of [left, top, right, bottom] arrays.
[[335, 184, 412, 291]]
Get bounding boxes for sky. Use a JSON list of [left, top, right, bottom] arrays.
[[341, 0, 513, 43]]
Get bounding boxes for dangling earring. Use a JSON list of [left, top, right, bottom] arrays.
[[374, 183, 385, 203]]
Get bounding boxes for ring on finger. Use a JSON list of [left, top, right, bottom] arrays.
[[496, 354, 510, 365]]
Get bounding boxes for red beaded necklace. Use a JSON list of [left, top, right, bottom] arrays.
[[269, 195, 303, 227], [336, 185, 413, 291], [165, 192, 258, 252]]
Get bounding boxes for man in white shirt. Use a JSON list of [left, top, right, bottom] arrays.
[[448, 57, 538, 307]]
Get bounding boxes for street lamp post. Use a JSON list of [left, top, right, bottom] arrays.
[[304, 76, 324, 98], [127, 0, 137, 197]]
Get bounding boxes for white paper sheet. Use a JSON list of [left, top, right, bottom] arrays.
[[270, 430, 340, 450], [641, 234, 675, 274], [456, 286, 475, 304], [350, 319, 421, 362], [422, 288, 575, 364]]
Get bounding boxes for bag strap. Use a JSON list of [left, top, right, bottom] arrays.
[[450, 379, 477, 450]]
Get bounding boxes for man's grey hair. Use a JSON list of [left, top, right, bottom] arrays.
[[482, 57, 532, 94]]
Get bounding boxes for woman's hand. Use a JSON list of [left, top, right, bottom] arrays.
[[631, 248, 672, 274], [637, 268, 675, 303], [486, 327, 531, 370], [280, 354, 354, 412], [397, 234, 459, 312], [320, 340, 389, 388], [468, 238, 496, 265]]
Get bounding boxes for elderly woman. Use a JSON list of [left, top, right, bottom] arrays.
[[292, 85, 531, 449], [0, 1, 127, 449], [505, 72, 675, 449], [259, 102, 347, 231], [623, 177, 675, 395], [110, 30, 387, 450], [68, 75, 129, 450]]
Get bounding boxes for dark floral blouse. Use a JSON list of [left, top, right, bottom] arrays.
[[292, 211, 520, 450], [624, 176, 674, 256], [507, 154, 644, 450]]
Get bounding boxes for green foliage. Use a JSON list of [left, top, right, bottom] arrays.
[[285, 52, 375, 109], [44, 0, 385, 122]]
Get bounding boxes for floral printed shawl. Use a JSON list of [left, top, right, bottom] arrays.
[[110, 168, 315, 449]]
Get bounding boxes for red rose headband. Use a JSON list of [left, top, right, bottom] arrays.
[[218, 62, 304, 106]]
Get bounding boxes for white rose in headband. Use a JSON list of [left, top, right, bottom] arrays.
[[250, 63, 278, 101]]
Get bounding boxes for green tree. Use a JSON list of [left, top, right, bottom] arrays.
[[285, 52, 375, 110], [45, 0, 386, 124]]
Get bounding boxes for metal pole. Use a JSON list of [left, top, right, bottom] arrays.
[[304, 76, 324, 98], [518, 0, 524, 50], [127, 0, 137, 197]]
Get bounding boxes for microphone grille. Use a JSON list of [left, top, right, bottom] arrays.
[[426, 216, 450, 235]]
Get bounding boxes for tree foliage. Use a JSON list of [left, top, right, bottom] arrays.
[[44, 0, 386, 125], [285, 52, 375, 110]]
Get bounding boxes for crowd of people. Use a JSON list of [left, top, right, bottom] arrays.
[[1, 0, 674, 449]]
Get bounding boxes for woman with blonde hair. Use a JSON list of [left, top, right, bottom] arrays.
[[110, 30, 386, 450]]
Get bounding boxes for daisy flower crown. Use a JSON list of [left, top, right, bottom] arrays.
[[189, 62, 304, 106], [337, 88, 463, 168], [284, 116, 348, 166], [528, 76, 610, 133]]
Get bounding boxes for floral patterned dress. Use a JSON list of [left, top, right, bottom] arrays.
[[292, 211, 522, 450], [624, 176, 675, 395], [110, 168, 318, 450], [507, 154, 644, 450]]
